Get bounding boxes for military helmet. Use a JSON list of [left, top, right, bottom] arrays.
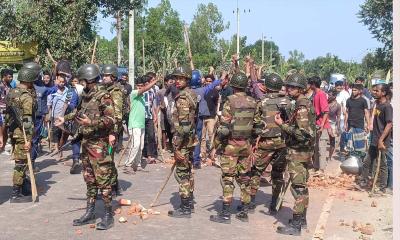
[[102, 64, 118, 78], [77, 64, 100, 83], [171, 65, 192, 79], [285, 72, 307, 89], [190, 69, 202, 88], [230, 72, 248, 89], [264, 72, 283, 91], [18, 62, 41, 83]]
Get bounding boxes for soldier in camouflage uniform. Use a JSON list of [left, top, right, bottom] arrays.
[[246, 73, 291, 214], [102, 64, 122, 196], [167, 66, 198, 218], [5, 62, 40, 203], [56, 64, 116, 230], [274, 73, 315, 236], [210, 72, 257, 224]]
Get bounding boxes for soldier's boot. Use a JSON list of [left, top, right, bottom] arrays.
[[236, 195, 256, 213], [209, 203, 231, 224], [235, 203, 249, 222], [276, 214, 302, 236], [70, 159, 80, 174], [10, 185, 31, 203], [112, 181, 122, 196], [189, 192, 195, 213], [21, 178, 32, 196], [96, 206, 114, 230], [168, 197, 191, 218], [72, 200, 96, 226], [248, 195, 256, 213], [289, 209, 308, 229], [268, 196, 278, 215]]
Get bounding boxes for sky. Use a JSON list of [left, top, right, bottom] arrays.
[[97, 0, 382, 63]]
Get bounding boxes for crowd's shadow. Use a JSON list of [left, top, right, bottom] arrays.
[[36, 170, 59, 196], [0, 186, 12, 204]]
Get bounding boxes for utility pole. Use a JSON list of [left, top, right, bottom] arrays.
[[236, 0, 240, 57], [128, 8, 135, 87], [261, 33, 265, 64], [116, 11, 122, 66]]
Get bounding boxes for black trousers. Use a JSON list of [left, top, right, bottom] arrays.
[[142, 118, 157, 158]]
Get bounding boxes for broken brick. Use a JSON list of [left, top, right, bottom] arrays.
[[118, 199, 132, 206]]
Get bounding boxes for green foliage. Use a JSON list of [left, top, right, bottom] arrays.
[[358, 0, 392, 70], [189, 3, 229, 70], [1, 0, 98, 69], [242, 39, 281, 69], [97, 36, 118, 64], [92, 0, 145, 16], [120, 0, 185, 75]]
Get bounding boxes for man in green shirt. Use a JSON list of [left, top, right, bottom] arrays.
[[124, 76, 157, 172]]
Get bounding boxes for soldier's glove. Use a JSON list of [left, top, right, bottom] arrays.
[[174, 150, 186, 163]]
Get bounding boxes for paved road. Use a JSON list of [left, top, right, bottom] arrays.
[[0, 138, 392, 240]]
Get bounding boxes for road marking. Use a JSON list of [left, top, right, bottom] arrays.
[[312, 162, 342, 239], [312, 189, 336, 239]]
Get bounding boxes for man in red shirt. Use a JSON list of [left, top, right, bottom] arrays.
[[308, 76, 330, 171]]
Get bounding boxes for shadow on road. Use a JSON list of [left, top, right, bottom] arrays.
[[36, 170, 58, 196], [0, 186, 12, 204]]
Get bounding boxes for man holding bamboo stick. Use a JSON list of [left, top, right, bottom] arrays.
[[5, 62, 40, 203]]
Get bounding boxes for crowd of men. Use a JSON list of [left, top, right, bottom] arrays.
[[0, 54, 392, 236]]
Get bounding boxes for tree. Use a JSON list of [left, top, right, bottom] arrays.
[[92, 0, 145, 17], [287, 50, 305, 70], [358, 0, 392, 70], [189, 3, 229, 70], [0, 0, 98, 69], [97, 36, 118, 64], [241, 39, 281, 72]]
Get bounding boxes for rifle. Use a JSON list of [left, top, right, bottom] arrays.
[[8, 106, 38, 202], [49, 134, 82, 157], [276, 179, 292, 212], [276, 104, 289, 122]]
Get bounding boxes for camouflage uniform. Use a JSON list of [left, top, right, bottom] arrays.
[[167, 66, 198, 218], [280, 95, 315, 215], [172, 88, 198, 199], [65, 84, 116, 206], [251, 92, 291, 212], [276, 73, 315, 235], [5, 62, 40, 203], [218, 92, 256, 204], [6, 87, 36, 185], [105, 82, 124, 190]]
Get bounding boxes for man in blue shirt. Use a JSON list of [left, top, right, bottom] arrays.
[[191, 70, 222, 169]]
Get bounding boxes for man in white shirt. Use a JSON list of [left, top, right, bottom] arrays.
[[335, 80, 350, 152]]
